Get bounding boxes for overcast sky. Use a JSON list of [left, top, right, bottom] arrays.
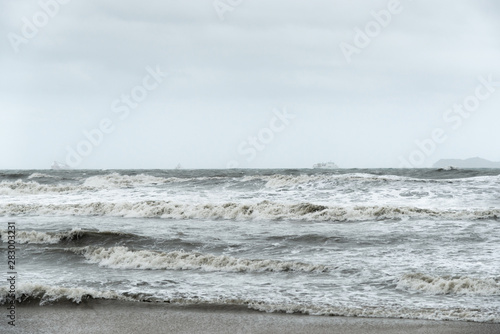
[[1, 0, 499, 169]]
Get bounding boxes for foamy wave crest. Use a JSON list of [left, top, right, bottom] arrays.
[[1, 230, 61, 244], [2, 201, 499, 222], [28, 173, 55, 179], [74, 246, 329, 273], [258, 173, 409, 188], [242, 173, 439, 189], [397, 273, 500, 296], [0, 180, 86, 195], [0, 228, 137, 245], [82, 173, 184, 188], [249, 302, 499, 323], [1, 285, 497, 322], [0, 173, 185, 195], [247, 173, 500, 189], [0, 283, 125, 305]]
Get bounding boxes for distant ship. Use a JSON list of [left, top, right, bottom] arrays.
[[437, 166, 458, 171], [51, 161, 71, 170], [313, 162, 339, 169], [175, 164, 183, 170]]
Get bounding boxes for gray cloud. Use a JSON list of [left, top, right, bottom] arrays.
[[1, 0, 499, 169]]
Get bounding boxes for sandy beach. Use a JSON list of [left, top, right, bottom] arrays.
[[2, 300, 500, 334]]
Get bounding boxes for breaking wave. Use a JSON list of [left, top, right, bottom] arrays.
[[0, 180, 85, 195], [0, 173, 225, 194], [0, 174, 179, 195], [2, 201, 499, 222], [73, 246, 329, 273], [1, 284, 497, 322], [0, 228, 138, 245], [0, 283, 124, 305], [81, 173, 185, 188], [249, 302, 499, 323], [28, 173, 55, 179], [253, 173, 412, 188], [1, 230, 61, 244], [2, 172, 499, 195], [397, 273, 500, 296]]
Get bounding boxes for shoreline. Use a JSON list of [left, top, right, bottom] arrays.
[[2, 300, 500, 334]]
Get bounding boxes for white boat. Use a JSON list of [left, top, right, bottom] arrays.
[[51, 161, 71, 170], [313, 162, 339, 169], [175, 164, 183, 170], [437, 166, 458, 171]]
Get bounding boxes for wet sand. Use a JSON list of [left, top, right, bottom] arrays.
[[2, 300, 500, 334]]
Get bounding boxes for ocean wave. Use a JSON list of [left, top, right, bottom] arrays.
[[246, 173, 500, 188], [1, 230, 61, 244], [1, 285, 497, 323], [249, 302, 499, 323], [81, 173, 236, 189], [2, 201, 499, 222], [28, 173, 55, 179], [3, 172, 499, 195], [0, 228, 137, 245], [82, 173, 185, 188], [0, 173, 222, 194], [0, 180, 87, 195], [73, 246, 329, 273], [0, 283, 125, 305], [242, 173, 412, 189], [397, 273, 500, 296], [0, 173, 183, 195]]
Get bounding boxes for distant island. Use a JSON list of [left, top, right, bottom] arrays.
[[433, 157, 500, 168]]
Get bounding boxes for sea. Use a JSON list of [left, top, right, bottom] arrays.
[[1, 168, 499, 323]]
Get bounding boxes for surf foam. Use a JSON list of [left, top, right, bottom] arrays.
[[0, 283, 125, 305], [397, 273, 500, 296], [82, 173, 183, 188], [0, 228, 138, 245], [28, 173, 55, 179], [1, 230, 61, 244], [0, 180, 86, 195], [74, 246, 329, 273], [2, 201, 499, 222], [249, 301, 499, 323]]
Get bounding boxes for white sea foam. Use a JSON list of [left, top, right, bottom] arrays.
[[1, 230, 61, 244], [243, 173, 500, 189], [74, 246, 329, 273], [2, 172, 499, 195], [81, 173, 232, 188], [82, 173, 183, 188], [0, 173, 183, 195], [2, 201, 499, 222], [249, 302, 500, 323], [1, 284, 497, 322], [0, 228, 135, 245], [397, 273, 500, 296], [28, 173, 55, 179], [0, 180, 86, 195], [259, 173, 409, 188], [0, 283, 125, 305]]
